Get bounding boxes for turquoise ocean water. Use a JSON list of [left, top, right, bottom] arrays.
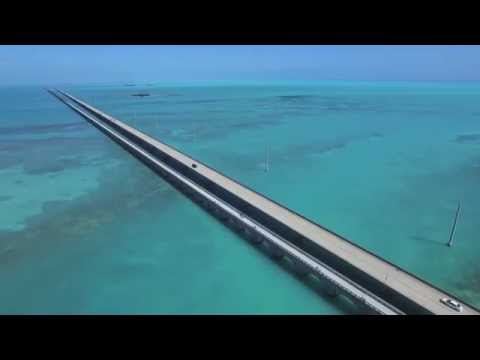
[[1, 81, 480, 314]]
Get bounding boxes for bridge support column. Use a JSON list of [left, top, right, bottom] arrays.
[[218, 211, 229, 221], [227, 216, 238, 226], [204, 200, 214, 211], [325, 283, 339, 297], [178, 183, 188, 194], [243, 227, 263, 245], [212, 206, 222, 216], [191, 192, 201, 202], [200, 197, 209, 207], [250, 233, 264, 244], [292, 260, 310, 277], [265, 242, 284, 259]]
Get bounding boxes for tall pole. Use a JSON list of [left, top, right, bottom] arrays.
[[447, 201, 462, 247]]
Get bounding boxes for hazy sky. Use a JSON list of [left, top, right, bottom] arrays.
[[1, 45, 479, 85]]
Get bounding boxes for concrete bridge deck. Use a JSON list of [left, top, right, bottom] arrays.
[[50, 89, 480, 315]]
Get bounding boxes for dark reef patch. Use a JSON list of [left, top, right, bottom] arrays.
[[176, 98, 229, 105], [455, 133, 480, 144], [164, 118, 283, 144], [0, 136, 106, 174], [287, 141, 346, 160], [229, 119, 280, 131], [22, 156, 86, 176], [137, 111, 175, 117], [277, 95, 316, 102], [0, 122, 87, 136], [131, 93, 150, 98], [0, 136, 100, 152], [27, 163, 66, 175], [0, 161, 177, 268], [284, 131, 381, 160], [0, 195, 12, 202], [273, 95, 387, 113], [0, 157, 18, 171], [212, 131, 383, 174]]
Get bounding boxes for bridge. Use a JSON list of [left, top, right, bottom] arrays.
[[49, 89, 480, 315]]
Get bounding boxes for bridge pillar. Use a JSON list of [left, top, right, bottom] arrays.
[[243, 227, 263, 245], [265, 242, 284, 259], [227, 216, 236, 225], [250, 233, 264, 244], [325, 283, 339, 297], [178, 182, 187, 193], [218, 211, 229, 221], [191, 192, 201, 202], [204, 200, 213, 210], [292, 260, 310, 277], [227, 216, 240, 229]]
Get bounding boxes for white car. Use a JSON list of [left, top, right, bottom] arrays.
[[440, 298, 463, 312]]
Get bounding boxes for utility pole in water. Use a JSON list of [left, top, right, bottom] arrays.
[[447, 201, 462, 247]]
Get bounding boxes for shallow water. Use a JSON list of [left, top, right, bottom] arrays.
[[1, 81, 480, 313]]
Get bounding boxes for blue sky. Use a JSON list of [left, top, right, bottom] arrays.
[[0, 45, 479, 85]]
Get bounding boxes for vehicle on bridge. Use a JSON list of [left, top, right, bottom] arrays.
[[440, 298, 463, 312]]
